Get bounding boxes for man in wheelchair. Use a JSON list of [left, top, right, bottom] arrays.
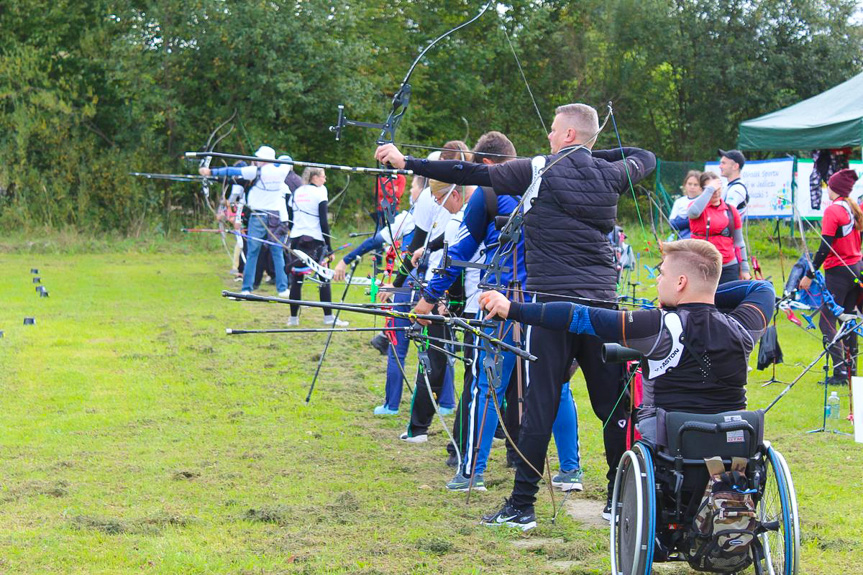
[[481, 240, 799, 574]]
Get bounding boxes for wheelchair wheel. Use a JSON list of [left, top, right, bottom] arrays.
[[610, 443, 655, 575], [758, 445, 800, 575]]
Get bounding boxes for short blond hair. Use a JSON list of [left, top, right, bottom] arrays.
[[554, 104, 599, 142], [662, 239, 722, 288]]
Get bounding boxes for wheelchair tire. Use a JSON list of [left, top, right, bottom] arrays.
[[610, 444, 655, 575], [758, 445, 800, 575]]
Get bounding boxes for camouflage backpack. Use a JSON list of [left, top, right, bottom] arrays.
[[689, 456, 758, 573]]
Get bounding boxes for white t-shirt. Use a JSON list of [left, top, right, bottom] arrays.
[[425, 206, 484, 313], [290, 184, 328, 241], [379, 210, 415, 245], [239, 164, 291, 214], [723, 180, 748, 217], [669, 196, 693, 220], [413, 188, 451, 241]]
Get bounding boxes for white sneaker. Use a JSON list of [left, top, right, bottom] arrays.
[[399, 432, 428, 443], [287, 317, 299, 327], [241, 291, 251, 296], [323, 315, 349, 327], [278, 290, 290, 298]]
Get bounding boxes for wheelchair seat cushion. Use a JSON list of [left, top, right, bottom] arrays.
[[658, 409, 764, 459]]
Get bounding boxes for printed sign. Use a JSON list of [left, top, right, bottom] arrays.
[[704, 158, 795, 219]]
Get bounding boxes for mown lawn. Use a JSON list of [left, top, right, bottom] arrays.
[[0, 244, 860, 574]]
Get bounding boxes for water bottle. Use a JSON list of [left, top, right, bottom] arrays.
[[827, 392, 841, 421]]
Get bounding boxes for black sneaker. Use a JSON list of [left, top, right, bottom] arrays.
[[602, 496, 612, 521], [445, 453, 460, 469], [370, 333, 389, 356], [480, 499, 536, 531]]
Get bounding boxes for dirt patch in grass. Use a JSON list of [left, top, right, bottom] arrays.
[[2, 480, 69, 502], [243, 505, 294, 525], [70, 512, 196, 535], [172, 470, 200, 480]]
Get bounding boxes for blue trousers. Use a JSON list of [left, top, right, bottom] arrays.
[[382, 289, 455, 411], [242, 212, 288, 293], [382, 291, 412, 411], [462, 320, 579, 477]]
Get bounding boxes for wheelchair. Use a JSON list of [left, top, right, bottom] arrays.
[[602, 348, 800, 574]]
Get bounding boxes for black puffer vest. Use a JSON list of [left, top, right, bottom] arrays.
[[523, 148, 624, 297]]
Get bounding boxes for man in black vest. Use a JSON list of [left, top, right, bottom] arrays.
[[376, 103, 656, 529]]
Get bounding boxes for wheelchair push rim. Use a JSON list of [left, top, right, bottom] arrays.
[[759, 445, 800, 575], [610, 443, 656, 575]]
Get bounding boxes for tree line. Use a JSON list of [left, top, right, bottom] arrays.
[[1, 0, 860, 234]]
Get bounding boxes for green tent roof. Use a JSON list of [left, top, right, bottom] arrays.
[[738, 72, 863, 151]]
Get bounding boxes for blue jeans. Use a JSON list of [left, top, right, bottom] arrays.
[[439, 365, 455, 409], [243, 212, 288, 293], [383, 290, 412, 410], [462, 320, 580, 477]]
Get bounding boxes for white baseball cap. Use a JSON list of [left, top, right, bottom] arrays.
[[255, 145, 276, 161]]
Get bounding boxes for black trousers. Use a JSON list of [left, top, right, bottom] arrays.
[[503, 357, 525, 462], [448, 330, 475, 458], [511, 320, 628, 510], [409, 322, 452, 436], [288, 237, 332, 317], [718, 262, 740, 285], [820, 261, 863, 375]]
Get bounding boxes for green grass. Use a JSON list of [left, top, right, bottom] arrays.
[[0, 238, 860, 574]]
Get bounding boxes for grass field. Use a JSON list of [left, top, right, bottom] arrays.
[[0, 238, 861, 574]]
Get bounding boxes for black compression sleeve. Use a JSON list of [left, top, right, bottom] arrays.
[[405, 227, 428, 254], [426, 233, 445, 253], [808, 235, 835, 277], [403, 158, 493, 187], [318, 201, 331, 250]]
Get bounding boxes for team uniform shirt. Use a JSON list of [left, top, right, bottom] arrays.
[[508, 280, 774, 420], [290, 184, 328, 242], [413, 187, 451, 273], [668, 195, 695, 238], [819, 199, 862, 270], [689, 200, 743, 265], [239, 164, 290, 213], [211, 164, 290, 214], [425, 187, 527, 307], [723, 179, 748, 217], [379, 210, 415, 246], [413, 187, 450, 241], [423, 205, 484, 313], [669, 195, 693, 220]]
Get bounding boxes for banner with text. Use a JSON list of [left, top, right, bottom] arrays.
[[703, 158, 794, 219]]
